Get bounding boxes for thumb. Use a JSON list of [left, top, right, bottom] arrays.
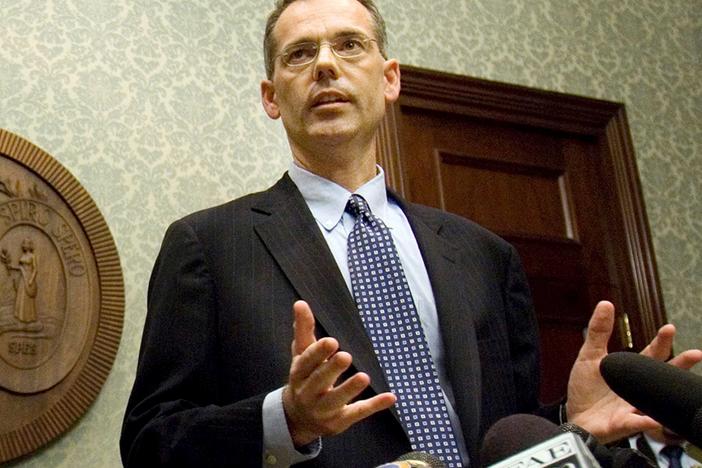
[[579, 301, 615, 360]]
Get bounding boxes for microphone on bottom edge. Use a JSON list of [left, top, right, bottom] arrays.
[[486, 430, 600, 467], [375, 450, 447, 468], [480, 414, 654, 468], [480, 414, 600, 467]]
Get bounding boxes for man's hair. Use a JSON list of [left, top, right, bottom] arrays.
[[263, 0, 388, 79]]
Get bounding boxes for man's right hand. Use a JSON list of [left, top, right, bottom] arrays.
[[282, 300, 396, 447]]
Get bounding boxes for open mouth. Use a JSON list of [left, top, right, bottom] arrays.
[[311, 92, 350, 108]]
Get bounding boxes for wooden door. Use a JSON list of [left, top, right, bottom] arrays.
[[378, 66, 666, 403]]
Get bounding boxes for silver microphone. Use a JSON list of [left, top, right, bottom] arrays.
[[375, 450, 447, 468]]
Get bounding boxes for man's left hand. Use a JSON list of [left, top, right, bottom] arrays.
[[565, 301, 702, 443]]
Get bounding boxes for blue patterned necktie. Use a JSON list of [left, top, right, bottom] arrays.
[[346, 194, 463, 468], [661, 445, 684, 468]]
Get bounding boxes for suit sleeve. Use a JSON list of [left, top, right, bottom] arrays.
[[120, 219, 264, 467]]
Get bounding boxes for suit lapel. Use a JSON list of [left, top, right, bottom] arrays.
[[251, 177, 483, 441], [400, 199, 483, 454], [635, 436, 660, 467], [251, 175, 391, 397]]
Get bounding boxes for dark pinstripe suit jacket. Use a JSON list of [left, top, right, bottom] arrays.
[[120, 174, 542, 467]]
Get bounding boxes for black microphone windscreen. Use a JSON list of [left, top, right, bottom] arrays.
[[600, 352, 702, 447], [480, 414, 561, 466]]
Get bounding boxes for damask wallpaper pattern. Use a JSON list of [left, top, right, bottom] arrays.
[[1, 0, 700, 466]]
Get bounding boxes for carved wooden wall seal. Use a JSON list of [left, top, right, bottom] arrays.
[[0, 129, 124, 463]]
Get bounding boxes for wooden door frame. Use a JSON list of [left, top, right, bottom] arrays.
[[377, 65, 665, 348]]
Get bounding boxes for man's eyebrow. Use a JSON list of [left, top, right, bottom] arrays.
[[331, 28, 369, 38], [281, 28, 370, 47]]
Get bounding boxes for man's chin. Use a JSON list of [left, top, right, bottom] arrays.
[[307, 125, 358, 144]]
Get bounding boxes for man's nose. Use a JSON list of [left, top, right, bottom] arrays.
[[312, 43, 340, 81]]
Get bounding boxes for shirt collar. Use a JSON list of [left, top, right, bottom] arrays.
[[642, 433, 666, 456], [288, 161, 389, 231], [642, 433, 691, 461]]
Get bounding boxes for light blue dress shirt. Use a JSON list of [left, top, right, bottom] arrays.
[[262, 163, 467, 467]]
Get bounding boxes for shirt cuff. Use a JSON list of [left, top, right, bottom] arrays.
[[262, 387, 322, 467]]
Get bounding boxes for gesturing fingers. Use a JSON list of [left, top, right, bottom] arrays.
[[289, 337, 341, 386], [284, 347, 394, 446], [292, 300, 317, 356], [320, 389, 397, 436], [284, 301, 397, 446], [639, 321, 702, 368], [287, 369, 396, 443], [640, 323, 675, 361], [319, 371, 371, 410], [341, 391, 397, 426], [668, 349, 702, 370]]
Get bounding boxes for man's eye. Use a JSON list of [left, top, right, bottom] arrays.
[[289, 48, 306, 59], [341, 39, 362, 51], [343, 40, 360, 50], [286, 44, 317, 63]]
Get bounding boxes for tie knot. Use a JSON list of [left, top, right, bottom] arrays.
[[346, 194, 371, 218], [661, 444, 684, 462]]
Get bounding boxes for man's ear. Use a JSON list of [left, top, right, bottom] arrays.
[[261, 79, 280, 119], [383, 59, 401, 104]]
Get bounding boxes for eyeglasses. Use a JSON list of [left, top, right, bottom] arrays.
[[277, 34, 378, 68]]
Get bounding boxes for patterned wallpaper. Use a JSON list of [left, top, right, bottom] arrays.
[[1, 0, 700, 466]]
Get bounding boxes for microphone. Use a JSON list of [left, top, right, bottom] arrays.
[[600, 352, 702, 447], [480, 414, 600, 467], [375, 451, 446, 468], [560, 423, 654, 468]]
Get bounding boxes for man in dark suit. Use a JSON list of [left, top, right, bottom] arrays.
[[120, 0, 701, 466]]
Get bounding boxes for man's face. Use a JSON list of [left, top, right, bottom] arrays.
[[261, 0, 400, 155]]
